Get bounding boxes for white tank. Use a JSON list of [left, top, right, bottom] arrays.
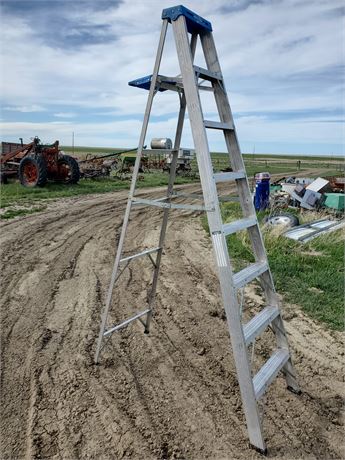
[[150, 138, 172, 150]]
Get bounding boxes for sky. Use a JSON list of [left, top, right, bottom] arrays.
[[0, 0, 344, 155]]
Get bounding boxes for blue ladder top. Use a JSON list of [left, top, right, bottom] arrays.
[[128, 75, 176, 92], [162, 5, 212, 33]]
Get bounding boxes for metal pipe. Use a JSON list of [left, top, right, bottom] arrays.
[[104, 309, 151, 336]]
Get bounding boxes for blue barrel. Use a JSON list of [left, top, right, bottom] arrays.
[[254, 172, 270, 210]]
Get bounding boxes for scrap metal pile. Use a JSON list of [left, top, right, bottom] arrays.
[[78, 138, 195, 179], [270, 175, 345, 212], [78, 147, 145, 179], [260, 174, 345, 242]]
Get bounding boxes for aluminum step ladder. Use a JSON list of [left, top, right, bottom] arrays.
[[94, 5, 300, 453]]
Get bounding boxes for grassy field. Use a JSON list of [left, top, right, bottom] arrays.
[[61, 146, 344, 173], [59, 145, 344, 180], [1, 147, 343, 219], [202, 203, 344, 331], [0, 173, 199, 217], [1, 147, 343, 331], [62, 145, 343, 162]]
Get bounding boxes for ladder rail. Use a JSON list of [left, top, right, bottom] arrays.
[[94, 20, 169, 363], [144, 97, 185, 332], [145, 32, 198, 333], [200, 31, 299, 392], [172, 15, 266, 451]]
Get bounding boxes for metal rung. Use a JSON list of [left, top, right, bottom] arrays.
[[233, 262, 268, 289], [132, 197, 212, 212], [104, 309, 151, 336], [253, 349, 289, 400], [198, 85, 214, 92], [243, 306, 280, 346], [204, 120, 233, 130], [223, 217, 257, 236], [194, 65, 222, 82], [120, 247, 161, 263], [214, 170, 246, 182]]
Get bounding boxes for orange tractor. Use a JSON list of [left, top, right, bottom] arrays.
[[0, 137, 80, 187]]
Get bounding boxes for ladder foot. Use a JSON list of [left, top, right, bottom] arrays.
[[250, 444, 268, 456], [287, 385, 302, 396]]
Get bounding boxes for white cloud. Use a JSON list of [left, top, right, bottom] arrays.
[[0, 0, 343, 153], [3, 104, 46, 113], [54, 112, 76, 118]]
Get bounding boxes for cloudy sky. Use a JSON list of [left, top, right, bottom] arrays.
[[0, 0, 344, 155]]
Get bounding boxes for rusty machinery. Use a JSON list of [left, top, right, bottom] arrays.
[[0, 137, 80, 187]]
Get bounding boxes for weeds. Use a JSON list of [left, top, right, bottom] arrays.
[[1, 206, 46, 220], [202, 203, 344, 330]]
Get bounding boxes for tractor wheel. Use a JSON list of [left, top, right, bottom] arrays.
[[19, 157, 47, 187], [57, 155, 80, 184], [0, 172, 8, 184]]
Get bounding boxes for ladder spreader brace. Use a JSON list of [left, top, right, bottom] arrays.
[[94, 4, 300, 453]]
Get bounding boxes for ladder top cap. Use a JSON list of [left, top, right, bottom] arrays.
[[162, 5, 212, 33]]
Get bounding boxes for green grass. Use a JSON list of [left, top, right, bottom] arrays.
[[0, 173, 198, 209], [202, 203, 344, 330], [1, 206, 46, 220], [62, 146, 343, 163], [209, 153, 343, 176], [242, 153, 344, 162]]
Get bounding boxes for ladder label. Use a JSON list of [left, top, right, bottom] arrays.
[[212, 232, 227, 267]]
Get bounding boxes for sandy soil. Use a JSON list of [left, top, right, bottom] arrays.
[[0, 185, 344, 459]]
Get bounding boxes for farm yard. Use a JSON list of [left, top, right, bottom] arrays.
[[1, 149, 343, 219], [1, 1, 344, 458], [0, 155, 344, 458]]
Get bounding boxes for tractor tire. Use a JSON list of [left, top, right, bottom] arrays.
[[57, 155, 80, 184], [0, 172, 8, 184], [19, 156, 47, 187]]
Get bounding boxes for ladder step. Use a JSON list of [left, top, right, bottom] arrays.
[[214, 170, 246, 182], [120, 247, 161, 263], [243, 306, 280, 346], [253, 349, 290, 400], [194, 65, 222, 82], [223, 217, 257, 236], [204, 120, 234, 130], [132, 197, 211, 212], [233, 262, 268, 289], [104, 309, 151, 337]]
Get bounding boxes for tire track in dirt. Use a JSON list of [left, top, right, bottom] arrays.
[[1, 185, 344, 459]]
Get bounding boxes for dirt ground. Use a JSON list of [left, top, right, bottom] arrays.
[[0, 185, 344, 459]]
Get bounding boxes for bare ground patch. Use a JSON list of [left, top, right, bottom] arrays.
[[0, 187, 344, 459]]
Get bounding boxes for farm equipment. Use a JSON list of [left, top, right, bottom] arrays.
[[76, 139, 195, 180], [165, 147, 195, 174], [78, 147, 148, 178], [0, 137, 80, 187], [150, 138, 195, 174]]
